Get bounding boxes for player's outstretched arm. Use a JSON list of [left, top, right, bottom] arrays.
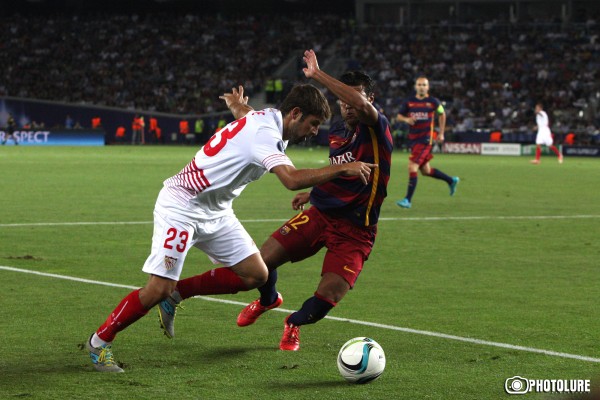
[[302, 49, 378, 126], [220, 85, 253, 119], [271, 161, 377, 191], [437, 111, 446, 140]]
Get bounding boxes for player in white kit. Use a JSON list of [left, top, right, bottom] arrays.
[[530, 102, 563, 164], [85, 84, 377, 372]]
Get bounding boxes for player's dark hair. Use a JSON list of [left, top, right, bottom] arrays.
[[280, 84, 331, 121], [340, 71, 375, 97]]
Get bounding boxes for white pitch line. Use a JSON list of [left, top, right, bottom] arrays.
[[1, 214, 599, 228], [2, 265, 599, 364], [0, 221, 154, 228]]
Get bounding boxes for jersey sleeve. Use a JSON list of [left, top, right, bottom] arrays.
[[398, 100, 409, 116], [252, 127, 294, 172], [374, 112, 393, 143], [434, 98, 444, 114]]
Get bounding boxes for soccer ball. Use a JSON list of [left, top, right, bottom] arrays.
[[337, 337, 386, 384]]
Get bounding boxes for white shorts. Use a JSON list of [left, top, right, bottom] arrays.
[[142, 195, 259, 281], [536, 128, 553, 146]]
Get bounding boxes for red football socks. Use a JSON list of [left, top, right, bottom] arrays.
[[96, 289, 148, 342], [177, 267, 248, 299]]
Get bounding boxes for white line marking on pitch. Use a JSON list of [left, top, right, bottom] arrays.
[[1, 265, 599, 364], [1, 214, 599, 228]]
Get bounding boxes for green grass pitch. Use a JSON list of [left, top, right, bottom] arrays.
[[0, 145, 599, 399]]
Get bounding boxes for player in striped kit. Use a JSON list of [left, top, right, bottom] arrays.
[[85, 84, 377, 372], [530, 102, 563, 164], [396, 76, 459, 209], [228, 49, 394, 351]]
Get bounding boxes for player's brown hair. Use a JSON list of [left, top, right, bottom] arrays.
[[279, 84, 331, 122]]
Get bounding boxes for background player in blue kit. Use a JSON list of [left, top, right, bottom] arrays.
[[396, 76, 459, 209]]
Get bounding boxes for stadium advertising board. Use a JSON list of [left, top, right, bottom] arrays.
[[562, 146, 600, 157], [0, 129, 105, 146], [481, 143, 521, 156], [443, 142, 482, 154], [521, 144, 564, 156]]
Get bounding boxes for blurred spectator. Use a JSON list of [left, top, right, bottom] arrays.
[[265, 77, 275, 103], [1, 113, 18, 145], [149, 117, 160, 144], [194, 117, 205, 144], [115, 126, 126, 143], [179, 119, 190, 144], [131, 114, 144, 145], [65, 115, 74, 129], [274, 78, 284, 103], [91, 116, 101, 129]]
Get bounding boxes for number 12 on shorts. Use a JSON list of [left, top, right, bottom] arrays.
[[163, 227, 189, 253]]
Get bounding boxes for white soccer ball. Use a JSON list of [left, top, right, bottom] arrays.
[[337, 337, 386, 384]]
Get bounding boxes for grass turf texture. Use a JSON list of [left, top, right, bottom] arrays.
[[1, 145, 599, 399]]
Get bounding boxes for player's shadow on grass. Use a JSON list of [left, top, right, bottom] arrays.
[[200, 345, 277, 360]]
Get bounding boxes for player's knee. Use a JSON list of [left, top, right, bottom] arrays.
[[140, 277, 176, 307], [318, 290, 345, 304], [152, 280, 176, 299], [317, 273, 351, 304]]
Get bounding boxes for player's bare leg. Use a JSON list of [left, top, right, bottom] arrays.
[[159, 253, 267, 337], [237, 237, 289, 327]]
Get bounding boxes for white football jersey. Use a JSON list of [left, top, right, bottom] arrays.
[[536, 111, 550, 131], [162, 109, 293, 218]]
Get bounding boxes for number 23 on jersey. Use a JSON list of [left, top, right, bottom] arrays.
[[163, 227, 189, 253]]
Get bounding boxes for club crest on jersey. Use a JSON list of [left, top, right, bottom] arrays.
[[279, 225, 291, 236], [164, 256, 178, 271]]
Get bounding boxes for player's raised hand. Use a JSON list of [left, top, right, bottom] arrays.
[[291, 192, 310, 211], [302, 49, 320, 79], [342, 162, 378, 185], [219, 85, 249, 108], [220, 85, 253, 119]]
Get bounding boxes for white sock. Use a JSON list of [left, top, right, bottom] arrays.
[[91, 333, 109, 348]]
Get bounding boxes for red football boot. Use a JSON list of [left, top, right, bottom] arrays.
[[279, 315, 300, 351], [237, 292, 283, 327]]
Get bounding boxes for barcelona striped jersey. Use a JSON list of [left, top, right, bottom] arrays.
[[398, 96, 444, 144], [310, 112, 393, 227]]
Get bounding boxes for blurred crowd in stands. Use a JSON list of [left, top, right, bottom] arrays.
[[342, 20, 600, 141], [0, 12, 340, 114], [0, 12, 598, 142]]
